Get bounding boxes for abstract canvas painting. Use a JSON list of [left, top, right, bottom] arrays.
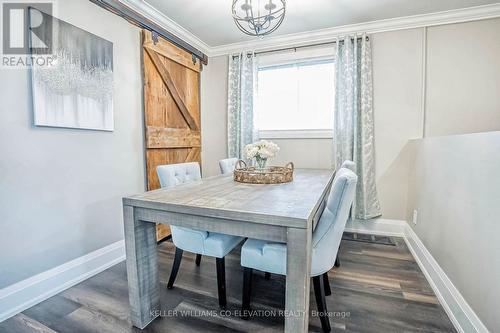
[[30, 9, 114, 131]]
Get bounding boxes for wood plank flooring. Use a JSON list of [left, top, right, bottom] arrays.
[[0, 235, 456, 333]]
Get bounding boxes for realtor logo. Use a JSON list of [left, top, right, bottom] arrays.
[[2, 1, 52, 55]]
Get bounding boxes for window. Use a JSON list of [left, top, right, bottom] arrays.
[[256, 58, 335, 138]]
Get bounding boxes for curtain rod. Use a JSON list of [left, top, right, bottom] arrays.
[[233, 35, 369, 59]]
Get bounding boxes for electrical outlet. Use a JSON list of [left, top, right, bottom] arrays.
[[412, 210, 418, 225]]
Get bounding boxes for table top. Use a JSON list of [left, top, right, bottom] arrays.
[[123, 168, 335, 228]]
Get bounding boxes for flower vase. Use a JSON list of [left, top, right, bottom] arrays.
[[255, 156, 268, 170]]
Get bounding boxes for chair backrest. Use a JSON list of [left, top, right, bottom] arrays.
[[156, 162, 201, 188], [341, 160, 356, 173], [219, 158, 238, 174], [312, 167, 358, 265]]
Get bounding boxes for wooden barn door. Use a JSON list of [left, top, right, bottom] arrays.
[[142, 30, 202, 241]]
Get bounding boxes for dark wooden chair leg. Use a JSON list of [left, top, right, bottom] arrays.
[[242, 267, 253, 319], [167, 247, 183, 289], [264, 272, 271, 280], [323, 272, 332, 296], [313, 275, 331, 332], [216, 257, 227, 309], [195, 254, 202, 266], [334, 255, 341, 267]]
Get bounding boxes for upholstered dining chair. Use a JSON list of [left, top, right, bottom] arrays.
[[239, 166, 358, 332], [219, 157, 238, 174], [333, 160, 357, 268], [156, 162, 244, 308], [341, 160, 356, 172]]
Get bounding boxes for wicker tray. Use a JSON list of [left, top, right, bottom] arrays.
[[234, 160, 294, 184]]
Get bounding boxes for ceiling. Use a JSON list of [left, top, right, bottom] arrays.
[[144, 0, 499, 47]]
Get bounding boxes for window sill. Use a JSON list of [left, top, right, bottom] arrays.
[[258, 130, 333, 139]]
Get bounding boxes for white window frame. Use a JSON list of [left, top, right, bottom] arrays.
[[256, 46, 335, 139], [259, 129, 333, 139]]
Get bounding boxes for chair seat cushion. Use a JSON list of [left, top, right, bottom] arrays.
[[241, 239, 287, 275], [241, 238, 334, 276], [172, 226, 243, 258]]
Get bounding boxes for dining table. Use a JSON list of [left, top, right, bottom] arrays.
[[122, 168, 335, 333]]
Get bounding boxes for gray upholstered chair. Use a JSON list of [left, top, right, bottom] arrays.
[[341, 160, 356, 172], [335, 159, 357, 267], [156, 162, 243, 308], [219, 157, 238, 174], [240, 166, 358, 331]]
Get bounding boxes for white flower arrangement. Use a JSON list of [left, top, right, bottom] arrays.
[[244, 140, 280, 168]]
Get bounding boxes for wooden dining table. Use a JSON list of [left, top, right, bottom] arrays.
[[122, 168, 335, 332]]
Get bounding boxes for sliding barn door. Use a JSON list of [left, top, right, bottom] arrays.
[[142, 30, 202, 241]]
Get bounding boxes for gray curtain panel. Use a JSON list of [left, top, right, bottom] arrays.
[[227, 52, 258, 160], [333, 34, 382, 220]]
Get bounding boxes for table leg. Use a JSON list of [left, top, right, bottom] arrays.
[[123, 205, 160, 329], [285, 227, 312, 332]]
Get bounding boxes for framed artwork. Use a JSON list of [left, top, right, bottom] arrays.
[[30, 9, 114, 131]]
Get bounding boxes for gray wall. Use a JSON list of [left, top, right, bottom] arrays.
[[425, 19, 500, 137], [406, 132, 500, 332], [200, 56, 229, 177], [0, 0, 144, 288], [201, 18, 500, 221], [270, 139, 333, 169]]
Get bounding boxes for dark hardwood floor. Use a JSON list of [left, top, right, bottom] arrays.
[[0, 235, 456, 333]]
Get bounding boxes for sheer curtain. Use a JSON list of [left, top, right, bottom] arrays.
[[333, 34, 382, 220], [227, 52, 258, 160]]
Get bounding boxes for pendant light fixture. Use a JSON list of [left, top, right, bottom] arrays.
[[232, 0, 286, 37]]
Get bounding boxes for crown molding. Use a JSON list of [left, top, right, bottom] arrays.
[[209, 3, 500, 56], [117, 2, 500, 58], [117, 0, 212, 56]]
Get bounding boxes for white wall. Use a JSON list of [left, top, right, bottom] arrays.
[[200, 18, 500, 220], [0, 0, 144, 288], [201, 56, 228, 177], [406, 132, 500, 332]]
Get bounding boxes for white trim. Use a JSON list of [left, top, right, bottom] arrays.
[[404, 226, 490, 333], [259, 129, 333, 139], [0, 240, 125, 322], [345, 218, 407, 237], [345, 219, 490, 333], [115, 2, 500, 58], [209, 3, 500, 56], [118, 0, 212, 55]]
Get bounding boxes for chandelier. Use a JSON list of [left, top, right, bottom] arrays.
[[232, 0, 286, 37]]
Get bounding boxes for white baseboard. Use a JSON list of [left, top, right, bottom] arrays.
[[403, 226, 489, 333], [345, 218, 407, 237], [346, 218, 489, 333], [0, 240, 125, 322]]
